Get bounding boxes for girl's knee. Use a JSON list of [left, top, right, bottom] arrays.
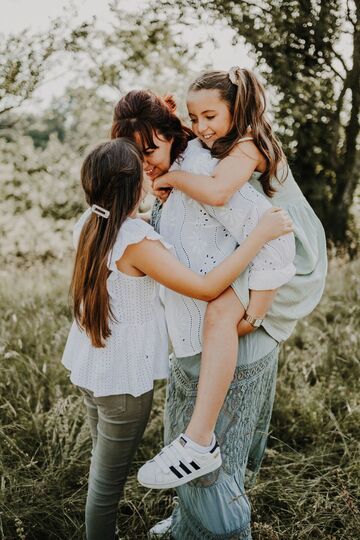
[[206, 289, 244, 326]]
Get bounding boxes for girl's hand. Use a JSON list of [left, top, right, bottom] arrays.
[[151, 174, 173, 202], [258, 207, 293, 241], [151, 184, 172, 202], [153, 173, 175, 192]]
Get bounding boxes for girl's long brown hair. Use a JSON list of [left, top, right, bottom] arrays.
[[189, 68, 287, 196], [111, 89, 193, 165], [70, 138, 143, 348]]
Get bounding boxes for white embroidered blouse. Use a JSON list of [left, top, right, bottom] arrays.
[[62, 211, 170, 397], [160, 138, 296, 357]]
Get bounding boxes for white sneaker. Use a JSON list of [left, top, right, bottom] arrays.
[[138, 434, 222, 489], [148, 516, 172, 537]]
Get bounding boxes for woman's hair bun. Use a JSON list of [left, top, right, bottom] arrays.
[[162, 94, 177, 113]]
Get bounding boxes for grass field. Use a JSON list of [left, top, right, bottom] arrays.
[[0, 258, 359, 539]]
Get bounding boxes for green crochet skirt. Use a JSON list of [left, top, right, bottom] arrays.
[[164, 330, 279, 540]]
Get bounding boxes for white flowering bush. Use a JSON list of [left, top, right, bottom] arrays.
[[0, 134, 85, 262]]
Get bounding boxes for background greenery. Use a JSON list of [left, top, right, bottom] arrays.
[[1, 0, 359, 259], [0, 0, 359, 538], [0, 260, 359, 539]]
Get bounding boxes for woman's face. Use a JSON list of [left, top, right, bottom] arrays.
[[136, 131, 173, 181], [187, 89, 232, 148]]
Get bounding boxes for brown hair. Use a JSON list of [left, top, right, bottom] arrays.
[[111, 90, 193, 165], [189, 68, 287, 196], [70, 138, 143, 348]]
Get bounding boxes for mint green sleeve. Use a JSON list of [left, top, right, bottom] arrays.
[[232, 170, 327, 342]]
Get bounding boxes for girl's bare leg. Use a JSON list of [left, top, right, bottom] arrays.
[[185, 288, 277, 446], [185, 287, 245, 446]]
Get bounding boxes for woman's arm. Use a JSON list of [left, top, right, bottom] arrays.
[[153, 141, 262, 206], [123, 208, 292, 302]]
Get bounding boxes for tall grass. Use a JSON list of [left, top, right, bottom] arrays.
[[0, 259, 359, 539]]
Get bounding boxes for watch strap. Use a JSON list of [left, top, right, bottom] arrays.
[[243, 312, 264, 328]]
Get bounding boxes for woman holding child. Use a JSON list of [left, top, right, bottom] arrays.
[[111, 68, 327, 538], [62, 66, 327, 539]]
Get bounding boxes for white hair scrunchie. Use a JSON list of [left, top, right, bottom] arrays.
[[228, 66, 242, 85]]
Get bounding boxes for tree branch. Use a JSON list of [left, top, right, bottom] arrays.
[[346, 0, 357, 26], [329, 62, 346, 81], [330, 44, 350, 75], [0, 100, 27, 116], [230, 0, 272, 15]]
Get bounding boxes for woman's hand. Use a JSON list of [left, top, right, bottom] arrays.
[[153, 172, 176, 191], [151, 174, 174, 202], [257, 207, 293, 241]]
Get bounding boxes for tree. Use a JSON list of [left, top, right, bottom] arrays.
[[73, 0, 196, 101], [0, 1, 195, 263], [0, 17, 92, 125], [158, 0, 360, 248]]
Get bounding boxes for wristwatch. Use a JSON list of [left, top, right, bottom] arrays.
[[243, 312, 264, 328]]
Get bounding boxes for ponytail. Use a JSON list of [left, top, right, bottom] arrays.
[[189, 68, 287, 197]]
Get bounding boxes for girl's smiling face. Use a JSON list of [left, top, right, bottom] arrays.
[[187, 89, 232, 148], [136, 131, 173, 181]]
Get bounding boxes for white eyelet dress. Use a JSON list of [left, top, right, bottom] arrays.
[[160, 138, 296, 358], [62, 211, 170, 397]]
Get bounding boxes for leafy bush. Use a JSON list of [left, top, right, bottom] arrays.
[[0, 135, 85, 263]]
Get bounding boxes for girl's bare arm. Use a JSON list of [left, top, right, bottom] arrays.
[[153, 141, 263, 206], [121, 209, 292, 302], [237, 289, 278, 337]]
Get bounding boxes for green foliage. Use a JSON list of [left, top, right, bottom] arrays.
[[0, 86, 118, 263], [0, 258, 359, 539], [62, 0, 195, 100], [0, 29, 57, 118], [159, 0, 360, 249], [21, 109, 67, 149], [0, 16, 92, 122], [0, 134, 84, 262]]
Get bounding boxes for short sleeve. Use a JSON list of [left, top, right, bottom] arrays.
[[176, 138, 218, 176], [107, 218, 174, 272]]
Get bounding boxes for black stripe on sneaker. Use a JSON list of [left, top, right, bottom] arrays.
[[178, 461, 192, 475], [169, 466, 183, 479], [189, 460, 200, 470], [210, 441, 219, 454]]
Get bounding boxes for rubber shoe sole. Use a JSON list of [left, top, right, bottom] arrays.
[[148, 516, 172, 537]]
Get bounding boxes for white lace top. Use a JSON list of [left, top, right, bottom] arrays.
[[62, 210, 170, 397], [160, 138, 296, 357]]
